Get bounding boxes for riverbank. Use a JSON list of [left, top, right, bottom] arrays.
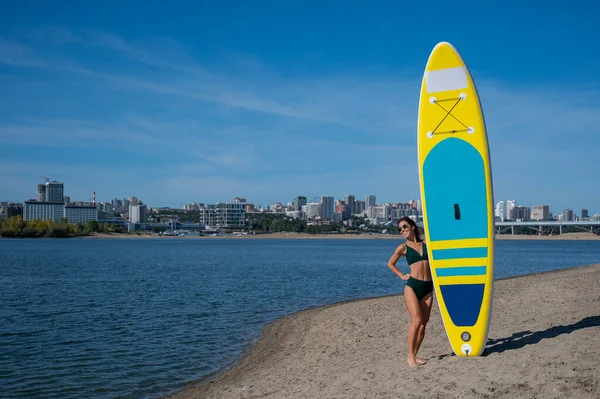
[[168, 263, 600, 399], [84, 232, 600, 240]]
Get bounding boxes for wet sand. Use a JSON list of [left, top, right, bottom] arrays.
[[168, 264, 600, 399]]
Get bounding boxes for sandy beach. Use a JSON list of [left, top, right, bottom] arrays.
[[168, 263, 600, 399], [87, 232, 600, 240]]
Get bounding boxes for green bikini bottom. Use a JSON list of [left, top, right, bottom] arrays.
[[406, 277, 434, 301]]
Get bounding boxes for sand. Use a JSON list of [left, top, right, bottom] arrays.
[[168, 264, 600, 399]]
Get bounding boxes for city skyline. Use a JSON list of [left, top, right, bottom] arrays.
[[2, 177, 595, 218], [1, 2, 598, 212], [3, 177, 598, 227]]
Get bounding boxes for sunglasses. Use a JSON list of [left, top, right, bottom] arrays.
[[400, 224, 410, 230]]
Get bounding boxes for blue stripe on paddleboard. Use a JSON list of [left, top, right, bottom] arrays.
[[423, 138, 489, 241], [436, 266, 487, 277], [432, 247, 488, 260], [439, 284, 485, 326]]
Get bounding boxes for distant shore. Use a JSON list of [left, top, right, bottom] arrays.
[[82, 232, 600, 240], [167, 263, 600, 399], [3, 232, 598, 241]]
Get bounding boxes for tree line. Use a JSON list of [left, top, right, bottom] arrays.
[[246, 214, 396, 235], [0, 216, 126, 238]]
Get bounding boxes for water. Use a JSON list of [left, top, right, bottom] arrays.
[[1, 238, 599, 398]]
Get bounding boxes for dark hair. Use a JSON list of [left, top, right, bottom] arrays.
[[398, 217, 422, 242]]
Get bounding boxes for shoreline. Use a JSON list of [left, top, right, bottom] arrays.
[[2, 232, 598, 241], [167, 263, 600, 398], [81, 232, 600, 240]]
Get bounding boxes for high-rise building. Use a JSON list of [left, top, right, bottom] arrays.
[[356, 200, 366, 215], [293, 196, 307, 212], [582, 209, 589, 219], [64, 204, 98, 224], [506, 200, 516, 220], [365, 195, 376, 208], [495, 201, 505, 221], [336, 203, 351, 220], [344, 195, 356, 214], [129, 203, 148, 223], [24, 179, 99, 222], [111, 198, 123, 210], [531, 205, 551, 221], [561, 209, 574, 222], [320, 196, 334, 220], [197, 202, 246, 228], [0, 203, 23, 218], [36, 180, 64, 202], [216, 202, 245, 227], [37, 184, 46, 201], [305, 202, 320, 219], [391, 205, 419, 220], [395, 202, 411, 210], [199, 205, 218, 227], [45, 181, 64, 202], [510, 206, 530, 220], [23, 201, 65, 222], [367, 204, 391, 220]]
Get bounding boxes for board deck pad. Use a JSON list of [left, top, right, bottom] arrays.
[[417, 42, 495, 357]]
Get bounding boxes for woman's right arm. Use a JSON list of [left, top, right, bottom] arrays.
[[388, 244, 410, 280]]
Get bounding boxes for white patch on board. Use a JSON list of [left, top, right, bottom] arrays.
[[426, 66, 468, 93], [461, 343, 473, 356]]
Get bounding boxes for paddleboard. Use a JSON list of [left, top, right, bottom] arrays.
[[417, 42, 495, 357]]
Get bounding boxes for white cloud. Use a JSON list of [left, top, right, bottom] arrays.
[[0, 37, 43, 67], [0, 120, 159, 148], [1, 27, 598, 210]]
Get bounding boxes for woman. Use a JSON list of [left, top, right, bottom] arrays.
[[387, 216, 433, 366]]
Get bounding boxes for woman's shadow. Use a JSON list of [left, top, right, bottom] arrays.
[[437, 315, 599, 359]]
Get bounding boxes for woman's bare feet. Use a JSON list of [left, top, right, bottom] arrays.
[[407, 357, 419, 367], [416, 358, 427, 365]]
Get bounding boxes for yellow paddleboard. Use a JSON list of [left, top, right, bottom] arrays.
[[417, 42, 495, 357]]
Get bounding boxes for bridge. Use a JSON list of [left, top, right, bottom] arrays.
[[495, 221, 600, 235], [100, 218, 600, 236], [413, 220, 600, 235]]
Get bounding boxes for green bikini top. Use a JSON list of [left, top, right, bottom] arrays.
[[406, 242, 428, 265]]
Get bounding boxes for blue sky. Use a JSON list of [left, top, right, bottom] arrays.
[[1, 1, 598, 214]]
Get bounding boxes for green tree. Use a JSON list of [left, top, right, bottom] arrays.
[[86, 220, 100, 233], [0, 216, 97, 238], [8, 215, 26, 232]]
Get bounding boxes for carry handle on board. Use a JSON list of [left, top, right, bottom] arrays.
[[454, 204, 461, 220]]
